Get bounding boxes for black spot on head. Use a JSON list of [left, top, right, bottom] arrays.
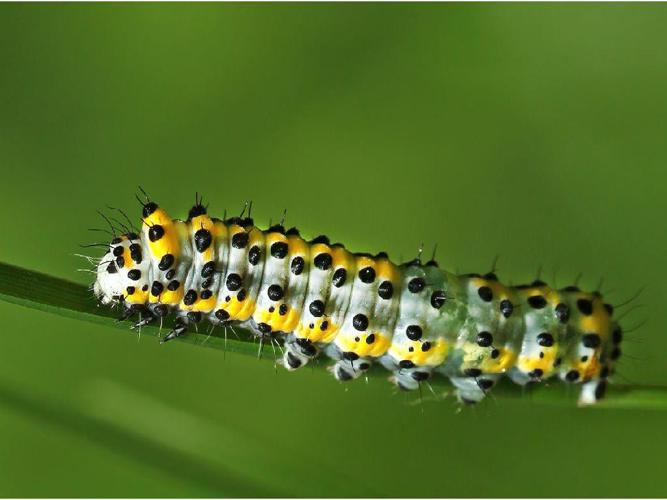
[[577, 298, 593, 315], [187, 311, 202, 323], [358, 267, 376, 284], [406, 324, 423, 341], [248, 246, 261, 265], [143, 201, 158, 217], [232, 231, 249, 249], [151, 281, 164, 297], [158, 253, 174, 271], [309, 300, 324, 317], [286, 352, 302, 369], [537, 332, 554, 347], [194, 229, 212, 253], [528, 368, 543, 379], [378, 281, 393, 300], [527, 295, 547, 309], [476, 331, 493, 347], [464, 368, 481, 377], [226, 273, 242, 291], [352, 314, 369, 331], [270, 241, 288, 259], [332, 268, 347, 287], [201, 290, 212, 300], [257, 322, 272, 334], [408, 277, 426, 294], [183, 289, 197, 306], [399, 360, 415, 369], [201, 261, 215, 279], [314, 253, 332, 270], [499, 299, 513, 318], [113, 246, 124, 257], [106, 262, 118, 274], [477, 379, 494, 390], [555, 303, 570, 323], [167, 280, 180, 291], [430, 290, 446, 309], [215, 309, 230, 321], [267, 284, 284, 301], [148, 225, 165, 242], [582, 333, 601, 349], [343, 351, 359, 361], [128, 269, 141, 281], [478, 286, 493, 302]]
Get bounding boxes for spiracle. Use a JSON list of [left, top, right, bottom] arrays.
[[92, 194, 621, 406]]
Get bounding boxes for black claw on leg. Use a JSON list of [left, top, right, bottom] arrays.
[[161, 319, 187, 344], [131, 315, 156, 330]]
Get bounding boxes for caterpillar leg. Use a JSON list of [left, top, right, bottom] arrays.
[[282, 334, 318, 370], [449, 374, 501, 405], [325, 344, 372, 381], [160, 317, 188, 343]]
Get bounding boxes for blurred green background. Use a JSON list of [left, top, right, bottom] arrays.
[[1, 3, 666, 497]]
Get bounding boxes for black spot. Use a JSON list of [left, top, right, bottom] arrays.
[[311, 235, 330, 245], [563, 285, 580, 292], [412, 371, 430, 381], [111, 237, 122, 244], [286, 227, 300, 236], [613, 327, 623, 344], [337, 367, 353, 381], [565, 370, 580, 382], [408, 347, 414, 352], [358, 267, 376, 283], [532, 279, 546, 287], [478, 286, 493, 302], [582, 333, 601, 348], [154, 304, 168, 317], [376, 251, 389, 259], [595, 380, 607, 400], [528, 368, 543, 379], [148, 225, 164, 242], [267, 284, 284, 301], [286, 352, 302, 369], [183, 290, 197, 305], [477, 379, 494, 390], [128, 269, 141, 281], [604, 303, 614, 316], [406, 325, 423, 341], [115, 256, 125, 267], [539, 352, 545, 359], [499, 299, 513, 318], [231, 231, 249, 249], [491, 349, 500, 359], [106, 262, 118, 274], [201, 290, 212, 300], [296, 338, 317, 357], [142, 285, 148, 292], [430, 290, 446, 309], [527, 295, 547, 309], [359, 362, 370, 371], [187, 311, 202, 323], [408, 278, 426, 293], [130, 244, 142, 264], [188, 203, 206, 219], [577, 298, 593, 315], [314, 253, 332, 270], [377, 281, 393, 300], [201, 261, 215, 279], [343, 351, 359, 361], [320, 320, 328, 331], [399, 360, 415, 369], [166, 269, 175, 280], [484, 272, 498, 281], [555, 303, 570, 323], [537, 332, 554, 347], [269, 306, 275, 313], [257, 322, 271, 334], [476, 331, 493, 347], [270, 241, 288, 259], [158, 254, 174, 271], [126, 286, 135, 295], [194, 229, 212, 253], [600, 366, 610, 379], [421, 342, 431, 352], [554, 357, 562, 367], [580, 355, 588, 362], [352, 314, 369, 331], [290, 256, 305, 275], [248, 246, 261, 265], [226, 273, 242, 291], [279, 304, 288, 316], [167, 280, 180, 291], [237, 289, 247, 302], [151, 281, 164, 296], [365, 333, 376, 344], [215, 309, 230, 321], [464, 368, 481, 377], [332, 268, 347, 287], [113, 246, 124, 257], [142, 201, 158, 217], [309, 300, 324, 317]]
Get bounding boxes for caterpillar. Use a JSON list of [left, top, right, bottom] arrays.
[[91, 192, 622, 406]]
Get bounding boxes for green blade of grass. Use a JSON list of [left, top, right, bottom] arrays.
[[1, 261, 665, 410]]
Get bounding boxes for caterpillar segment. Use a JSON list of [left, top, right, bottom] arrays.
[[93, 197, 622, 406]]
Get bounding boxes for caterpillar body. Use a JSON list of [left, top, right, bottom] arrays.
[[93, 196, 622, 406]]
